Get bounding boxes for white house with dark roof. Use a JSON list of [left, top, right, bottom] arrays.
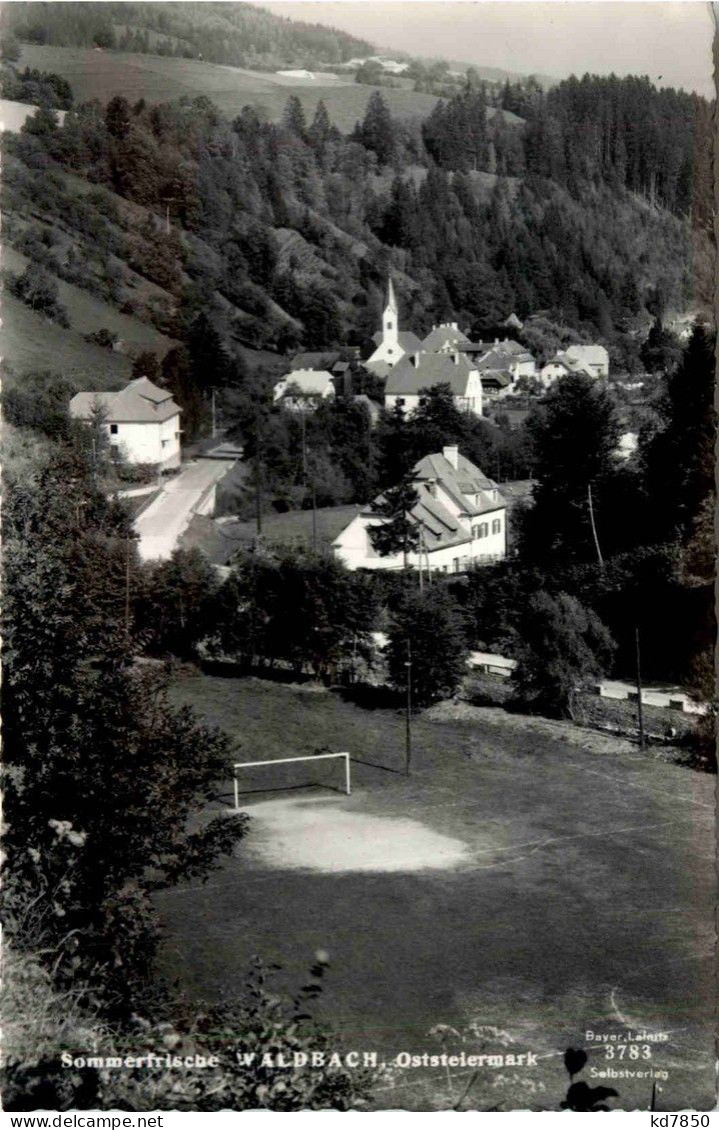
[[384, 350, 483, 417], [333, 445, 507, 572], [69, 377, 182, 468], [364, 278, 423, 378]]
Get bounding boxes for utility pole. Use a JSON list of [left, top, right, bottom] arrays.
[[255, 419, 263, 538], [418, 527, 424, 593], [587, 483, 604, 569], [311, 477, 317, 554], [211, 388, 217, 439], [124, 536, 131, 633], [404, 639, 412, 776], [635, 626, 645, 750]]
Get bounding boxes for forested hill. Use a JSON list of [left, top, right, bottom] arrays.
[[2, 64, 713, 397], [1, 1, 376, 70]]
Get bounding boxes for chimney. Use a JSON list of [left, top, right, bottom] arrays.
[[443, 445, 459, 469]]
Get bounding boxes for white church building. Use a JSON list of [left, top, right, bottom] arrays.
[[364, 277, 422, 379]]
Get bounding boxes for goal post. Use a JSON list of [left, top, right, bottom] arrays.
[[232, 752, 351, 809]]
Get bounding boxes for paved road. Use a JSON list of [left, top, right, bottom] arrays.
[[135, 459, 235, 561]]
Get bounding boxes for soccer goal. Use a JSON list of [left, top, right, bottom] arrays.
[[232, 752, 351, 809]]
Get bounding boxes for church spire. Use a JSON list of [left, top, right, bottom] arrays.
[[382, 275, 399, 347], [386, 275, 397, 315]]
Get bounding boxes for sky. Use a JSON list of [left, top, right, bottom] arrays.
[[261, 1, 716, 96]]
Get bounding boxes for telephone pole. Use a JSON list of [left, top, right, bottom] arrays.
[[587, 483, 604, 569], [124, 536, 131, 633], [635, 626, 645, 749], [255, 417, 263, 538], [404, 639, 412, 776]]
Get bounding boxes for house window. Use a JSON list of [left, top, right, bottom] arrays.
[[453, 558, 460, 572], [474, 523, 489, 539], [110, 424, 118, 434], [492, 518, 501, 534], [387, 321, 393, 330], [387, 348, 393, 354], [397, 398, 405, 407]]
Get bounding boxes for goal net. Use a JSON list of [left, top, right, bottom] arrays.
[[232, 752, 351, 808]]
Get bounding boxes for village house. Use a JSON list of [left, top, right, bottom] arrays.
[[272, 368, 336, 410], [460, 339, 537, 396], [384, 350, 484, 416], [423, 322, 472, 352], [333, 444, 507, 572], [69, 377, 182, 469], [364, 278, 423, 378], [540, 344, 609, 387], [564, 343, 609, 377]]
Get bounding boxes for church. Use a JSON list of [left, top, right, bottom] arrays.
[[365, 279, 484, 418]]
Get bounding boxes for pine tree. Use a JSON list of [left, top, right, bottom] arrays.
[[519, 374, 622, 566], [282, 94, 307, 140], [359, 90, 395, 165], [368, 476, 421, 569], [308, 99, 332, 152]]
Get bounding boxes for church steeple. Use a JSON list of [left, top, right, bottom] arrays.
[[382, 276, 398, 348]]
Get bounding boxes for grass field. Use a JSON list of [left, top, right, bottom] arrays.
[[20, 46, 442, 131], [181, 503, 361, 563], [3, 246, 177, 361], [156, 673, 715, 1111], [1, 292, 131, 387]]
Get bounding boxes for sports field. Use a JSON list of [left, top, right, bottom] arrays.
[[156, 674, 715, 1111]]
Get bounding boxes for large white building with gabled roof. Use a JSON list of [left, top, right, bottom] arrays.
[[332, 444, 506, 573], [384, 350, 483, 417], [69, 377, 182, 469]]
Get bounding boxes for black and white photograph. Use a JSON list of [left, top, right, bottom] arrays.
[[1, 0, 716, 1117]]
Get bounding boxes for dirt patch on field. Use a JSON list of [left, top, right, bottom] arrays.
[[239, 794, 470, 873]]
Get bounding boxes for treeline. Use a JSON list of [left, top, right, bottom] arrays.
[[2, 1, 376, 69], [5, 79, 701, 376], [0, 61, 73, 108], [230, 383, 535, 516], [428, 74, 713, 229]]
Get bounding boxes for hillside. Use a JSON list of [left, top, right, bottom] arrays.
[[17, 44, 443, 130], [2, 1, 376, 70], [1, 292, 131, 387], [2, 51, 710, 436]]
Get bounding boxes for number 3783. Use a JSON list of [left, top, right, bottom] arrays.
[[605, 1044, 652, 1060]]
